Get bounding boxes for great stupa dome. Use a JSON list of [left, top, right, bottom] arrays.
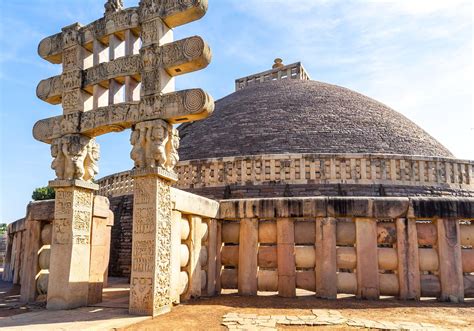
[[179, 79, 453, 160]]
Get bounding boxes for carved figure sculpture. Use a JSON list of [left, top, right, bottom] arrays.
[[84, 139, 100, 181], [130, 121, 172, 170], [130, 128, 146, 169], [105, 0, 124, 15], [62, 135, 90, 180], [148, 124, 168, 168], [51, 138, 65, 179], [166, 128, 180, 171]]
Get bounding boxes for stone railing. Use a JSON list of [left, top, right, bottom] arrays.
[[216, 197, 474, 301], [169, 188, 220, 303], [9, 194, 473, 304], [0, 233, 7, 267], [97, 170, 134, 197], [97, 153, 474, 197], [3, 198, 113, 304], [234, 62, 310, 91]]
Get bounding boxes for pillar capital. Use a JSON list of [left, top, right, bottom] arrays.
[[49, 179, 99, 191]]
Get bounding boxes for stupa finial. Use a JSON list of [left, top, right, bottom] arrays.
[[272, 58, 284, 69]]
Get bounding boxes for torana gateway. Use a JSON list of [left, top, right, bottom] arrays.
[[2, 0, 474, 318]]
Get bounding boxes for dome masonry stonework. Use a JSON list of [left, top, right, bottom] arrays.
[[179, 79, 453, 160]]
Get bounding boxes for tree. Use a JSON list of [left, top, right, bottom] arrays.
[[32, 186, 55, 201]]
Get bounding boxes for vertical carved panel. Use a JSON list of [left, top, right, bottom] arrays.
[[130, 176, 172, 316], [47, 186, 94, 310]]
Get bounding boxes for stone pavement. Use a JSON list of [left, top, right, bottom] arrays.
[[0, 277, 149, 330], [0, 307, 150, 330], [221, 309, 439, 330]]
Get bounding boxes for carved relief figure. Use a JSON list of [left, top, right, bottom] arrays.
[[84, 139, 100, 181], [105, 0, 124, 15], [148, 124, 168, 168], [130, 121, 172, 170], [51, 138, 65, 179], [62, 28, 78, 48], [130, 128, 146, 168], [166, 128, 179, 171], [61, 135, 90, 180]]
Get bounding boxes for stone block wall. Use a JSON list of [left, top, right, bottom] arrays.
[[108, 195, 133, 278]]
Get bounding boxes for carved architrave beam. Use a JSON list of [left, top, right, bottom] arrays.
[[37, 36, 211, 105], [38, 1, 208, 64], [33, 89, 214, 143], [140, 0, 208, 28], [38, 8, 140, 64]]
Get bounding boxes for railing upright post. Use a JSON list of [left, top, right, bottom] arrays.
[[238, 218, 258, 295], [277, 218, 296, 297], [315, 217, 337, 299], [436, 218, 464, 302], [395, 218, 420, 300], [355, 217, 380, 299]]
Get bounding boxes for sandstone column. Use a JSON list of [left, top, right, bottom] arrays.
[[47, 180, 97, 309], [129, 171, 175, 315], [129, 119, 178, 316]]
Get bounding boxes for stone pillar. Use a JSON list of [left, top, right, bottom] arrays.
[[88, 196, 114, 305], [46, 180, 97, 310], [129, 169, 176, 316], [20, 218, 42, 303]]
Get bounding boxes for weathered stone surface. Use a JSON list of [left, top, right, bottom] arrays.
[[179, 79, 454, 160], [37, 37, 211, 104], [33, 90, 214, 143], [220, 310, 439, 331], [37, 2, 208, 63], [129, 175, 173, 316], [408, 197, 474, 219], [47, 185, 95, 310], [170, 187, 219, 218]]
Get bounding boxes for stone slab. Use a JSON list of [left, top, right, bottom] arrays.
[[0, 307, 150, 330]]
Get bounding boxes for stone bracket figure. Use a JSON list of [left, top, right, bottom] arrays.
[[51, 134, 100, 182], [165, 127, 180, 172], [130, 120, 175, 171]]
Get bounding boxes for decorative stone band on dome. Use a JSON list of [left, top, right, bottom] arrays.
[[96, 153, 474, 198]]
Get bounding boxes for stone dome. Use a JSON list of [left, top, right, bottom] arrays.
[[179, 79, 453, 160]]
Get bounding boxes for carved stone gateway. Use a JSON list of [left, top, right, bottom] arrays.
[[34, 0, 213, 315]]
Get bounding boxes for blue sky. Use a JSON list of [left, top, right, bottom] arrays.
[[0, 0, 472, 222]]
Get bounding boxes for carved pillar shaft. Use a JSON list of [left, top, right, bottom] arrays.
[[47, 181, 98, 309], [129, 173, 174, 316]]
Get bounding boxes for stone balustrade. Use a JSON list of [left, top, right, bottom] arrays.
[[3, 198, 114, 304], [235, 62, 310, 91], [217, 196, 474, 301], [160, 188, 220, 303], [6, 194, 474, 304], [97, 153, 474, 198], [98, 170, 134, 197]]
